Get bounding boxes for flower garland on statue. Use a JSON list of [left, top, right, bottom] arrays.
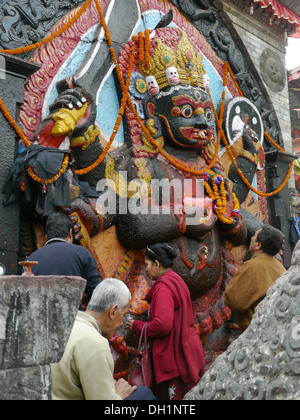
[[138, 32, 144, 64], [0, 98, 31, 148], [0, 0, 293, 202], [145, 29, 150, 69], [0, 0, 93, 55], [203, 173, 240, 225], [75, 45, 135, 175], [27, 154, 70, 186]]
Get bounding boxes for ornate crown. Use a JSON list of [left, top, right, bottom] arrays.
[[139, 31, 205, 93]]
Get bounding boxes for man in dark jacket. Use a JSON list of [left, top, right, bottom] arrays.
[[27, 212, 101, 308]]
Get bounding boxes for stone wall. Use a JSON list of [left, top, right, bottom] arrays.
[[0, 275, 86, 400], [185, 241, 300, 400], [0, 54, 39, 275]]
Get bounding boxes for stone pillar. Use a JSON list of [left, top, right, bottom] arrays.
[[0, 53, 40, 275], [0, 275, 86, 400], [265, 150, 297, 266]]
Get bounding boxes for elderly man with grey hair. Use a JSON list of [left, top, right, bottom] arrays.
[[51, 278, 155, 400]]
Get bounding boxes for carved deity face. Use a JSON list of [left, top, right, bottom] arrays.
[[266, 57, 282, 83], [155, 86, 213, 149]]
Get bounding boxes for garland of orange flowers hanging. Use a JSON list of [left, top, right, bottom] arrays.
[[0, 98, 31, 148], [75, 45, 135, 176], [0, 0, 294, 198], [138, 32, 145, 63], [0, 0, 93, 55], [134, 30, 151, 69], [28, 154, 70, 185], [204, 174, 240, 224], [144, 29, 150, 69]]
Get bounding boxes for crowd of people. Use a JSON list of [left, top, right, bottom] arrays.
[[26, 212, 286, 400]]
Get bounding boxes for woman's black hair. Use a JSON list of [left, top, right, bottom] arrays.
[[145, 243, 178, 268]]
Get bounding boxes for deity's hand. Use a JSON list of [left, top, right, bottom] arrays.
[[208, 7, 218, 22], [34, 82, 96, 148], [63, 196, 111, 239], [183, 197, 218, 240], [49, 85, 96, 139], [241, 122, 259, 156], [185, 212, 218, 240]]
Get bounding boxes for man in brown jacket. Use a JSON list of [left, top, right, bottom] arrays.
[[225, 225, 286, 330]]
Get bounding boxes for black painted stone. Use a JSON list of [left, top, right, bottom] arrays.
[[0, 53, 39, 275]]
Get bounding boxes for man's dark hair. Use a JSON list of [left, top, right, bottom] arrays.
[[145, 243, 178, 268], [257, 225, 284, 256], [46, 213, 74, 240]]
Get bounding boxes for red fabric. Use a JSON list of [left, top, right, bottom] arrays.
[[254, 0, 300, 25], [132, 270, 205, 385]]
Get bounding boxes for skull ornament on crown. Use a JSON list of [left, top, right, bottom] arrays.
[[146, 75, 160, 95], [166, 66, 180, 86], [136, 30, 205, 95], [203, 74, 211, 92]]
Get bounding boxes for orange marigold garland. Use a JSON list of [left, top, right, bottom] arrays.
[[203, 174, 240, 225], [0, 0, 93, 55], [138, 32, 145, 63], [144, 29, 150, 69], [0, 0, 294, 201], [28, 154, 70, 185], [214, 62, 293, 198], [0, 98, 31, 147]]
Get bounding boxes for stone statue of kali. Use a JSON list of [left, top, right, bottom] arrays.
[[8, 27, 265, 374]]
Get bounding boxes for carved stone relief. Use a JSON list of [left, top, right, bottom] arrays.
[[0, 0, 85, 51], [260, 48, 286, 93]]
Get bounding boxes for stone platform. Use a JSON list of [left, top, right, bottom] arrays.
[[0, 276, 86, 400]]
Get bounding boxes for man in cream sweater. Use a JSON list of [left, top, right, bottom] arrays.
[[51, 278, 155, 400]]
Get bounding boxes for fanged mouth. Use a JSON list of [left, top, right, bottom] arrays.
[[180, 127, 212, 147], [182, 128, 210, 142], [196, 130, 207, 140]]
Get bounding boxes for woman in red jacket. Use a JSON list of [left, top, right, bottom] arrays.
[[126, 243, 205, 400]]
